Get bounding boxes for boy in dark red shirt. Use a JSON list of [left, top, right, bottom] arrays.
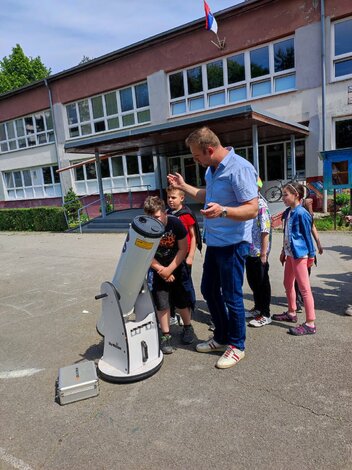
[[167, 187, 201, 324]]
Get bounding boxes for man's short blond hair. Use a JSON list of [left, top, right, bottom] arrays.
[[185, 127, 221, 152], [143, 196, 165, 216]]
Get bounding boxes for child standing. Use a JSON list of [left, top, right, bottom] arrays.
[[272, 182, 317, 335], [166, 186, 201, 322], [144, 196, 195, 354], [245, 177, 272, 327]]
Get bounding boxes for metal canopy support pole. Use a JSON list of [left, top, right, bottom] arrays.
[[291, 134, 296, 179], [95, 150, 106, 218], [252, 124, 259, 174]]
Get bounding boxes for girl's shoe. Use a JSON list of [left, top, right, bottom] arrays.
[[288, 323, 316, 335], [272, 311, 298, 323]]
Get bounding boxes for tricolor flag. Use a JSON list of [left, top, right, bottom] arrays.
[[204, 0, 218, 35]]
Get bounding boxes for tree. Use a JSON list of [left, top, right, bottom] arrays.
[[0, 44, 51, 94], [79, 55, 93, 64]]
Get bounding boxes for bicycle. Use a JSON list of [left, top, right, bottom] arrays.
[[264, 174, 310, 202]]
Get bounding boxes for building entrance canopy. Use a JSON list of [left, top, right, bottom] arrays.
[[64, 104, 309, 159]]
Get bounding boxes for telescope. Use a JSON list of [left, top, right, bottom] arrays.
[[95, 215, 164, 383]]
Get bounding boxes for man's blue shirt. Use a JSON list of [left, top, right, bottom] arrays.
[[204, 147, 258, 247]]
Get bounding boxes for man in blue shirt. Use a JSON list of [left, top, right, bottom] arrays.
[[167, 127, 258, 369]]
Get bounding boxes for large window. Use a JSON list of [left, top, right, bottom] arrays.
[[168, 37, 295, 116], [335, 118, 352, 149], [235, 139, 305, 181], [66, 82, 150, 139], [333, 18, 352, 79], [3, 165, 61, 200], [72, 154, 155, 196], [0, 111, 54, 154]]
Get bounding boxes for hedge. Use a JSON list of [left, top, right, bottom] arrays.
[[0, 207, 67, 232]]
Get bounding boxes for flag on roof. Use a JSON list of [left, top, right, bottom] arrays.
[[204, 0, 218, 35]]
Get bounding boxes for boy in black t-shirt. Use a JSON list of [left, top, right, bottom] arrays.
[[144, 196, 195, 354]]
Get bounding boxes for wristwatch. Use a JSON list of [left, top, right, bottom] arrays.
[[220, 207, 228, 218]]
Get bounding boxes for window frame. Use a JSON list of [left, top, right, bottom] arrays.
[[331, 17, 352, 81], [0, 110, 54, 154], [65, 81, 151, 140], [2, 165, 61, 200]]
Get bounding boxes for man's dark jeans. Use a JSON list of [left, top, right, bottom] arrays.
[[201, 242, 249, 351]]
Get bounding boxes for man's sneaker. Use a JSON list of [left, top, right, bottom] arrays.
[[245, 308, 260, 319], [182, 325, 195, 344], [249, 315, 272, 328], [216, 346, 245, 369], [296, 305, 303, 313], [160, 334, 173, 354], [169, 316, 178, 326], [196, 338, 227, 353], [345, 305, 352, 316]]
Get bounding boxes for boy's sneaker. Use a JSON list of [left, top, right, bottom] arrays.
[[245, 308, 260, 319], [169, 316, 178, 326], [196, 338, 227, 353], [160, 334, 173, 354], [182, 325, 195, 344], [216, 346, 245, 369], [249, 315, 272, 328]]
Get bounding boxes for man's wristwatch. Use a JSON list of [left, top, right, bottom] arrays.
[[220, 207, 228, 218]]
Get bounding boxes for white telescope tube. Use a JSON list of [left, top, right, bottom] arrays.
[[111, 215, 164, 316]]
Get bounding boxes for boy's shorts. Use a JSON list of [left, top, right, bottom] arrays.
[[152, 264, 192, 311]]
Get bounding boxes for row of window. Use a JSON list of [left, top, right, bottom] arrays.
[[3, 165, 61, 200], [168, 37, 296, 115], [0, 111, 54, 153], [72, 154, 155, 196], [66, 82, 150, 139]]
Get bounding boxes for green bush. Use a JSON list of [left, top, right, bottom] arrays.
[[335, 192, 350, 206], [63, 187, 82, 223], [0, 207, 67, 232]]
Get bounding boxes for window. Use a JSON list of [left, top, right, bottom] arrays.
[[3, 165, 61, 200], [0, 110, 54, 154], [168, 36, 296, 116], [335, 118, 352, 149], [66, 81, 150, 139], [72, 154, 155, 196], [333, 18, 352, 79]]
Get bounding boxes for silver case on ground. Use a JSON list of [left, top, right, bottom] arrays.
[[57, 361, 99, 405]]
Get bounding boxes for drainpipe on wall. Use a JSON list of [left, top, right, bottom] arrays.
[[321, 0, 328, 212], [44, 78, 64, 203]]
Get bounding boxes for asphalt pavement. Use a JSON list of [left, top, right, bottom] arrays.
[[0, 229, 351, 470]]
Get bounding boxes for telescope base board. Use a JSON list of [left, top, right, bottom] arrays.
[[97, 355, 163, 384]]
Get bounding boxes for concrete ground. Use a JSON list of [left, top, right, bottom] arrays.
[[0, 229, 351, 470]]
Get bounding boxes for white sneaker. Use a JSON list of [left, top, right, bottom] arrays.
[[216, 346, 245, 369], [196, 338, 227, 353], [169, 316, 178, 326], [345, 305, 352, 316], [245, 308, 260, 319], [249, 315, 272, 328]]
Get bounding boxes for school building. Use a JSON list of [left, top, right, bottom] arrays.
[[0, 0, 351, 214]]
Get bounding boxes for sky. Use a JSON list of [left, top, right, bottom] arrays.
[[1, 0, 244, 75]]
